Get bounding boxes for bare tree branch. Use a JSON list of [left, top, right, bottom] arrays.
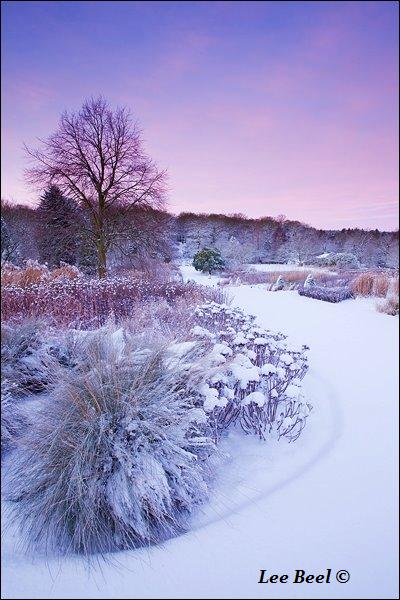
[[25, 96, 167, 277]]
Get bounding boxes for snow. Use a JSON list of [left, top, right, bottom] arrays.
[[2, 269, 398, 599], [247, 263, 334, 274], [285, 384, 301, 398], [253, 337, 268, 345], [167, 340, 197, 357], [213, 342, 233, 356], [232, 333, 247, 345], [260, 362, 277, 375], [180, 263, 221, 286], [242, 391, 266, 407], [230, 363, 260, 389], [190, 325, 214, 338], [199, 383, 228, 412], [280, 353, 294, 365]]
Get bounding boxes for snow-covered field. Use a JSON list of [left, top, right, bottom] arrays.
[[2, 266, 398, 599], [247, 263, 332, 273]]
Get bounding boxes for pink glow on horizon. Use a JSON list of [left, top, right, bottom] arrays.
[[1, 1, 398, 231]]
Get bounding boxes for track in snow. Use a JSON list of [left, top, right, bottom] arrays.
[[2, 268, 398, 599]]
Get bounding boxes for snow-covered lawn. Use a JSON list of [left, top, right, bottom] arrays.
[[180, 263, 333, 284], [247, 263, 333, 274], [2, 267, 398, 599]]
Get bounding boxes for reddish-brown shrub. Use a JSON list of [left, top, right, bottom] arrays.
[[1, 260, 50, 287], [1, 276, 226, 329], [50, 264, 81, 281], [376, 276, 399, 316], [1, 260, 81, 288], [351, 272, 391, 298]]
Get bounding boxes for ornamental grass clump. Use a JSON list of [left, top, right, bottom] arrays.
[[1, 319, 54, 394], [350, 272, 390, 298], [4, 327, 217, 557], [1, 379, 27, 453], [376, 276, 399, 316]]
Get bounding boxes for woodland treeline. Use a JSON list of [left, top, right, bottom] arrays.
[[2, 200, 398, 270]]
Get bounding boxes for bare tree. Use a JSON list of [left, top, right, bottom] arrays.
[[25, 97, 167, 277], [109, 206, 174, 269], [289, 225, 314, 264]]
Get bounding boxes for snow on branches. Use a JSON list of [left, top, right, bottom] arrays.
[[2, 302, 312, 558], [191, 302, 311, 442]]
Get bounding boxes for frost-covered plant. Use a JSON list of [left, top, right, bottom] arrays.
[[5, 328, 218, 556], [1, 319, 53, 394], [376, 295, 399, 316], [190, 302, 311, 442], [1, 379, 27, 453], [298, 286, 353, 303], [303, 273, 316, 289], [318, 252, 360, 270], [1, 274, 224, 328], [271, 275, 285, 291], [376, 277, 399, 316], [222, 269, 339, 289]]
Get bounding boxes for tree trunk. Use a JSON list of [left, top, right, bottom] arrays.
[[96, 232, 107, 278], [96, 194, 107, 279]]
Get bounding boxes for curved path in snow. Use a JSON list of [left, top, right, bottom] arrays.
[[2, 269, 398, 599]]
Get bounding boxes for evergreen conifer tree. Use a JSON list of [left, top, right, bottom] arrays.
[[37, 185, 79, 266]]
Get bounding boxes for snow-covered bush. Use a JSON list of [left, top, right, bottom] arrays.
[[222, 268, 339, 289], [376, 276, 399, 316], [376, 295, 399, 316], [299, 286, 353, 303], [1, 319, 53, 394], [4, 328, 218, 556], [190, 302, 311, 442], [1, 275, 224, 328], [271, 275, 285, 291], [336, 254, 361, 270], [2, 295, 313, 557], [1, 379, 27, 453], [303, 273, 316, 289], [317, 252, 360, 270]]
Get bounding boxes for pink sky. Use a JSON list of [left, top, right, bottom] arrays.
[[1, 1, 399, 230]]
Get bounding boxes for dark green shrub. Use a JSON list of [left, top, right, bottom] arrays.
[[193, 248, 225, 274]]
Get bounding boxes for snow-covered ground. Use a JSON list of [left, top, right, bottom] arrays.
[[247, 263, 332, 273], [2, 266, 398, 599]]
